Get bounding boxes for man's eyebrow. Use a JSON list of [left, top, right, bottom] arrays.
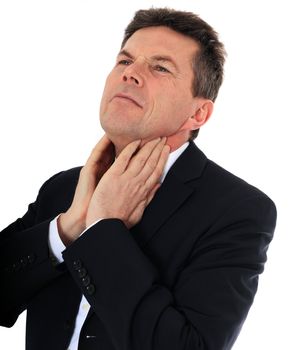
[[150, 55, 179, 72], [117, 49, 134, 60], [117, 50, 179, 72]]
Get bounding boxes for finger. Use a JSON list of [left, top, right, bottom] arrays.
[[126, 137, 163, 175], [137, 137, 168, 180], [127, 182, 161, 228], [86, 135, 113, 167], [146, 182, 161, 206], [127, 137, 165, 176], [127, 198, 148, 228], [144, 144, 170, 189], [111, 139, 141, 174]]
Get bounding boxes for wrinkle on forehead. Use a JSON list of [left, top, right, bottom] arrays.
[[123, 26, 199, 59]]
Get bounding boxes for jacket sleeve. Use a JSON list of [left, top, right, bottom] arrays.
[[0, 172, 66, 327], [62, 194, 276, 350]]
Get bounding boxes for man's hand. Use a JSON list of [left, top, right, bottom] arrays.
[[58, 135, 114, 245], [86, 137, 170, 229]]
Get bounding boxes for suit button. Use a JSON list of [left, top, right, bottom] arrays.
[[73, 260, 82, 270], [78, 268, 87, 278], [28, 253, 36, 264], [20, 257, 28, 268], [82, 275, 91, 287], [86, 284, 95, 295], [12, 262, 21, 272]]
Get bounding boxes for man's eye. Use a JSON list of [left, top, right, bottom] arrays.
[[118, 59, 131, 65], [154, 65, 170, 73]]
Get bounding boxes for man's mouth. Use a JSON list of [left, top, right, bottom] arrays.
[[113, 93, 143, 108]]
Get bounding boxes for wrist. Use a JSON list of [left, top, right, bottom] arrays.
[[57, 210, 86, 246], [85, 208, 107, 229]]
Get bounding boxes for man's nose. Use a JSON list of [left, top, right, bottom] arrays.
[[122, 63, 144, 87]]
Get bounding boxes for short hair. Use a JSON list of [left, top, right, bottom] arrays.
[[122, 8, 226, 140]]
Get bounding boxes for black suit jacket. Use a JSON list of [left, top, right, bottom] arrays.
[[0, 142, 276, 350]]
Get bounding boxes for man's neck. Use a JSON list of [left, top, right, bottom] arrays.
[[113, 132, 190, 158]]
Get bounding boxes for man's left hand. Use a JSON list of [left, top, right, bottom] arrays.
[[86, 137, 170, 229]]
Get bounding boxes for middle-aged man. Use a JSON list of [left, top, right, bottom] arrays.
[[0, 7, 277, 350]]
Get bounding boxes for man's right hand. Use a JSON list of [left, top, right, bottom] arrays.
[[57, 135, 115, 245]]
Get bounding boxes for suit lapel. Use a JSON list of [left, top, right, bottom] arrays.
[[131, 142, 207, 248]]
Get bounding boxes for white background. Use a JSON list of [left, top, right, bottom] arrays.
[[0, 0, 289, 349]]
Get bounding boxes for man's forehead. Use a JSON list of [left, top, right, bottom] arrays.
[[121, 26, 199, 62]]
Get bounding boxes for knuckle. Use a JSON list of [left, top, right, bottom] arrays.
[[131, 182, 144, 196], [147, 161, 156, 172], [136, 155, 147, 166]]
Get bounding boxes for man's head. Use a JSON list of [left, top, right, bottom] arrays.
[[100, 8, 226, 152]]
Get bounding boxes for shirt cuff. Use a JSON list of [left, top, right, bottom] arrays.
[[80, 219, 103, 236], [48, 215, 66, 264], [48, 216, 104, 265]]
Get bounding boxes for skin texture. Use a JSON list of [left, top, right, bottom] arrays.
[[58, 136, 170, 244], [58, 26, 214, 245], [99, 26, 213, 154]]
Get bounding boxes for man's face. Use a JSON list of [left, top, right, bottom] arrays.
[[100, 26, 200, 146]]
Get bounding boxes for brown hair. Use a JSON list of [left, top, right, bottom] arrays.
[[122, 8, 226, 140]]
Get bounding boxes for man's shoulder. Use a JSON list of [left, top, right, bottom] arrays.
[[182, 142, 273, 202], [40, 166, 82, 192], [33, 166, 83, 218], [204, 157, 274, 206], [37, 166, 83, 202]]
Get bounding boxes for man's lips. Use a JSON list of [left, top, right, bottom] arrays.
[[112, 93, 143, 108]]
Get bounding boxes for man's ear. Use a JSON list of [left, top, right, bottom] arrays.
[[180, 99, 214, 131]]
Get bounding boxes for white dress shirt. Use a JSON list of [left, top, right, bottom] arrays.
[[48, 142, 189, 350]]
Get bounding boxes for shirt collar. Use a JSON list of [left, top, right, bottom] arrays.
[[160, 142, 189, 183]]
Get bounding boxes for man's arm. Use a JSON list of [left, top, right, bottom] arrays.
[[58, 135, 276, 349], [63, 193, 276, 350], [0, 136, 169, 328], [0, 135, 116, 326], [0, 173, 66, 327]]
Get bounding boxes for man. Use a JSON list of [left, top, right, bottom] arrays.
[[0, 8, 276, 350]]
